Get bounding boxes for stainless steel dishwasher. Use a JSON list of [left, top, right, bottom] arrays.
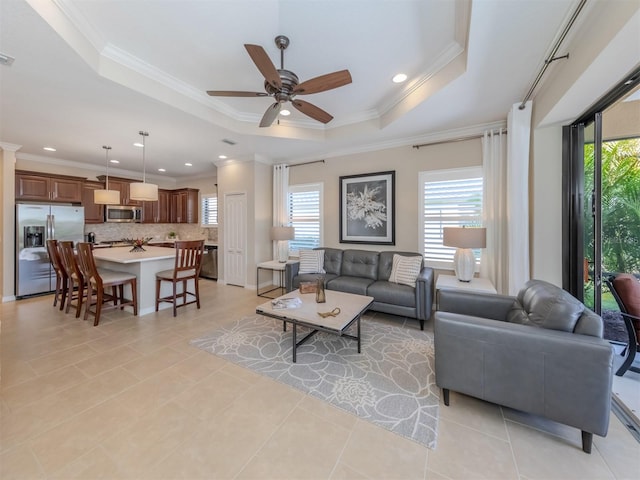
[[200, 245, 217, 280]]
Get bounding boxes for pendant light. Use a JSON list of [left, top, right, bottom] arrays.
[[129, 130, 158, 201], [94, 145, 120, 205]]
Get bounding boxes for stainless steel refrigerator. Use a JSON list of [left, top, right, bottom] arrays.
[[16, 203, 85, 298]]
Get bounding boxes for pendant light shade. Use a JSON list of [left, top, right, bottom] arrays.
[[129, 182, 158, 201], [94, 145, 121, 205], [129, 130, 158, 201]]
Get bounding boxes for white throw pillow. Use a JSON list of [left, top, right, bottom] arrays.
[[298, 249, 325, 274], [389, 254, 422, 287]]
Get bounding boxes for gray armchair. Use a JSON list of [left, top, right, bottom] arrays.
[[434, 279, 614, 453]]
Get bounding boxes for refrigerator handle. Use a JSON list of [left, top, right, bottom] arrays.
[[51, 214, 55, 239], [46, 214, 51, 239]]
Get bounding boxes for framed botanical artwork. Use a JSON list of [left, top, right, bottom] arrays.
[[339, 170, 395, 245]]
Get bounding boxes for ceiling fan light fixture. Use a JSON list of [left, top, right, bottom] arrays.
[[129, 131, 158, 202], [280, 109, 291, 116], [94, 145, 120, 205]]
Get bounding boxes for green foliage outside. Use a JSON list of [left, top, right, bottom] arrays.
[[583, 138, 640, 309], [584, 138, 640, 273]]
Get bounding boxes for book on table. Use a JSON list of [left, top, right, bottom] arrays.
[[271, 297, 302, 309]]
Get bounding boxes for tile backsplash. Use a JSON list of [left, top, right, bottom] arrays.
[[84, 224, 218, 243]]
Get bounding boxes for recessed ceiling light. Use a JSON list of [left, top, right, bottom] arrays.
[[218, 155, 227, 159], [280, 109, 291, 116], [133, 142, 144, 148], [392, 73, 407, 83], [110, 159, 119, 164], [158, 168, 166, 172], [184, 162, 192, 167], [43, 146, 56, 152]]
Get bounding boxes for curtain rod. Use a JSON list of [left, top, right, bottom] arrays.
[[412, 130, 507, 149], [287, 159, 325, 168], [518, 0, 587, 110]]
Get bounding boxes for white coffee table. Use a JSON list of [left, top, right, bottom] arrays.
[[256, 289, 374, 362]]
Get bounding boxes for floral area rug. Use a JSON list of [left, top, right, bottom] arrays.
[[190, 315, 439, 449]]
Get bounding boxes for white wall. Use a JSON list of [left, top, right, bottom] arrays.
[[289, 139, 482, 253]]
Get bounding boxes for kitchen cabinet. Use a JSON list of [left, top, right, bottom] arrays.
[[97, 176, 142, 206], [81, 180, 105, 224], [15, 171, 83, 203], [170, 188, 199, 224], [142, 189, 171, 223]]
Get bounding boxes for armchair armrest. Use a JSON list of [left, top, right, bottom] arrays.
[[285, 261, 299, 292], [415, 266, 434, 321], [438, 289, 515, 321], [434, 312, 613, 437]]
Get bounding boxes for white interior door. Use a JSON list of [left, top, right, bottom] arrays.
[[224, 193, 247, 287]]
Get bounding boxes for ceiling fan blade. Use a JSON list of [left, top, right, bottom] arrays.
[[244, 44, 282, 89], [291, 100, 333, 124], [293, 70, 352, 95], [259, 103, 282, 128], [207, 91, 269, 97]]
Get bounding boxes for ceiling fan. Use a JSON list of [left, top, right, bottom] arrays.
[[207, 35, 352, 127]]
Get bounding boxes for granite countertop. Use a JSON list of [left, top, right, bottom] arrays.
[[148, 239, 217, 247], [92, 245, 176, 264]]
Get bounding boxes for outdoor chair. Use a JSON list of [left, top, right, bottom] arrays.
[[605, 273, 640, 376], [155, 240, 205, 316]]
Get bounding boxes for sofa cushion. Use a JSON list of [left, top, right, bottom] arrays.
[[507, 279, 585, 333], [299, 249, 325, 274], [341, 250, 379, 280], [327, 276, 374, 295], [388, 254, 423, 287], [319, 248, 343, 276], [378, 251, 423, 280], [367, 281, 415, 307]]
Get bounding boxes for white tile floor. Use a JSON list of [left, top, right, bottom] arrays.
[[1, 280, 639, 479]]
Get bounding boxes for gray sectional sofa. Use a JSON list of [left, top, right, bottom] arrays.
[[285, 248, 434, 329], [434, 279, 614, 453]]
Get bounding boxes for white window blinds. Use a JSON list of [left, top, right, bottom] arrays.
[[419, 167, 483, 268], [288, 183, 322, 254], [201, 193, 218, 226]]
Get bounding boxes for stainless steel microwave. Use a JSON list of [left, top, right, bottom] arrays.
[[105, 205, 142, 223]]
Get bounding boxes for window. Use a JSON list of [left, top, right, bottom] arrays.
[[419, 167, 483, 269], [200, 193, 218, 226], [288, 183, 323, 255]]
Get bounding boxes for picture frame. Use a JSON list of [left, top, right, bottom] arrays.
[[339, 170, 395, 245]]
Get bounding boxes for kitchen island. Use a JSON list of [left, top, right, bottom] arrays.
[[92, 246, 177, 316]]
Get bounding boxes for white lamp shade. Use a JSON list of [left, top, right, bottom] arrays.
[[270, 226, 295, 241], [93, 189, 120, 205], [129, 182, 158, 201], [443, 227, 486, 248]]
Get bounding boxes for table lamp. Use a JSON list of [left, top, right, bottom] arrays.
[[271, 226, 295, 263], [443, 226, 486, 282]]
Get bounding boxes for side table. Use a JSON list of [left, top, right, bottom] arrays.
[[256, 260, 298, 298], [435, 274, 497, 309]]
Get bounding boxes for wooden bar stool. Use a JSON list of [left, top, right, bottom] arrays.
[[76, 242, 138, 326], [45, 239, 67, 310], [57, 241, 86, 318], [155, 240, 205, 316]]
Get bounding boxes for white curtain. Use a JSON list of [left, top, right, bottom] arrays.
[[507, 101, 532, 295], [273, 164, 290, 260], [481, 101, 532, 295], [481, 129, 508, 294]]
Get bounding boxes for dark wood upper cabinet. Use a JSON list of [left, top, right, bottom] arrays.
[[81, 180, 105, 224], [15, 171, 83, 203], [170, 188, 199, 224]]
